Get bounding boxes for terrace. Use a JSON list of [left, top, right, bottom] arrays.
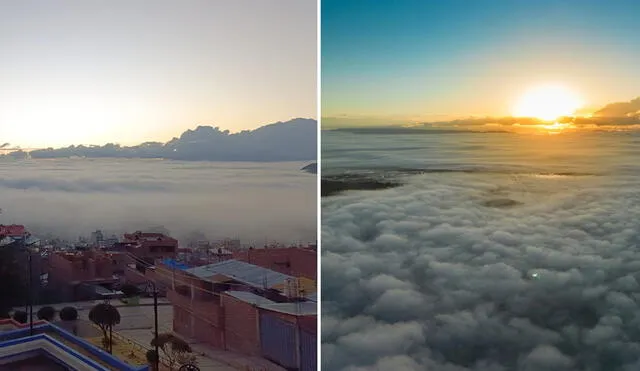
[[0, 319, 147, 371]]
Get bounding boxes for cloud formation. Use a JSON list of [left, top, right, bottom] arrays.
[[2, 118, 317, 162], [0, 159, 316, 245], [323, 97, 640, 133], [594, 97, 640, 118], [322, 164, 640, 370]]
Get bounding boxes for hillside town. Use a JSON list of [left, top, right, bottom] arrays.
[[0, 224, 317, 371]]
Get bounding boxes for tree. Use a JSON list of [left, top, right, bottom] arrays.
[[37, 306, 56, 321], [0, 246, 27, 316], [151, 333, 194, 370], [12, 310, 27, 324], [59, 306, 79, 335], [88, 303, 121, 353], [146, 349, 159, 371], [59, 307, 78, 321]]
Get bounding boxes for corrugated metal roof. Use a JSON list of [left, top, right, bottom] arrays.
[[185, 259, 293, 290], [224, 291, 276, 306], [259, 302, 317, 316], [0, 235, 40, 247], [224, 290, 317, 316], [0, 237, 13, 247]]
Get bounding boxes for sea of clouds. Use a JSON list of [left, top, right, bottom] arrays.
[[0, 158, 316, 244], [321, 132, 640, 370]]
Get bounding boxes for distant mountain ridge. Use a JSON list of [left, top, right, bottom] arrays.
[[4, 118, 317, 162], [301, 163, 317, 174]]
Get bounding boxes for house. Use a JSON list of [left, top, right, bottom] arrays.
[[0, 224, 39, 247], [233, 246, 317, 280], [120, 231, 178, 265], [159, 259, 317, 370], [47, 250, 127, 301]]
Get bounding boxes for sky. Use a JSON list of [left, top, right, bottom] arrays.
[[322, 0, 640, 124], [0, 0, 317, 148]]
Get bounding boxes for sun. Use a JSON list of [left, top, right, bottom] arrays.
[[512, 84, 583, 121]]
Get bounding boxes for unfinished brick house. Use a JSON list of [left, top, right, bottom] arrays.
[[154, 259, 317, 370], [120, 231, 178, 264], [47, 250, 128, 301], [233, 246, 317, 280]]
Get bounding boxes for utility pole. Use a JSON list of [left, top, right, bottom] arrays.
[[28, 252, 33, 335], [154, 284, 159, 371], [147, 278, 159, 371]]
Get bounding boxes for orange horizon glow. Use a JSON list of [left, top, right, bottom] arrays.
[[512, 84, 584, 121]]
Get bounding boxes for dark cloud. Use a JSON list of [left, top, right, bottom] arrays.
[[0, 159, 316, 244], [321, 169, 640, 370], [2, 118, 316, 162]]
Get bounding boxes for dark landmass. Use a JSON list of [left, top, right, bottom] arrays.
[[2, 118, 317, 162], [320, 166, 598, 198], [301, 163, 317, 174], [321, 176, 403, 197], [482, 198, 523, 208]]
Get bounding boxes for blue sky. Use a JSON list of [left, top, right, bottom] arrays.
[[322, 0, 640, 122], [0, 0, 316, 147]]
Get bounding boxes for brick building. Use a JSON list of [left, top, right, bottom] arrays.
[[0, 224, 26, 238], [119, 231, 178, 265], [0, 225, 52, 305], [47, 250, 127, 300], [233, 246, 317, 280], [147, 259, 317, 369]]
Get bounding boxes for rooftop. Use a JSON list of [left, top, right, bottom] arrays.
[[224, 291, 276, 306], [0, 235, 40, 247], [185, 259, 294, 290], [161, 258, 189, 270], [224, 291, 317, 316], [123, 232, 177, 244], [260, 302, 317, 316]]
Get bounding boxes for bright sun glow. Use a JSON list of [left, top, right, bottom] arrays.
[[512, 84, 583, 121]]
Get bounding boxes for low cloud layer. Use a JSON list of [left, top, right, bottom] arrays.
[[322, 157, 640, 370], [0, 159, 316, 244], [2, 118, 316, 162], [323, 97, 640, 133]]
